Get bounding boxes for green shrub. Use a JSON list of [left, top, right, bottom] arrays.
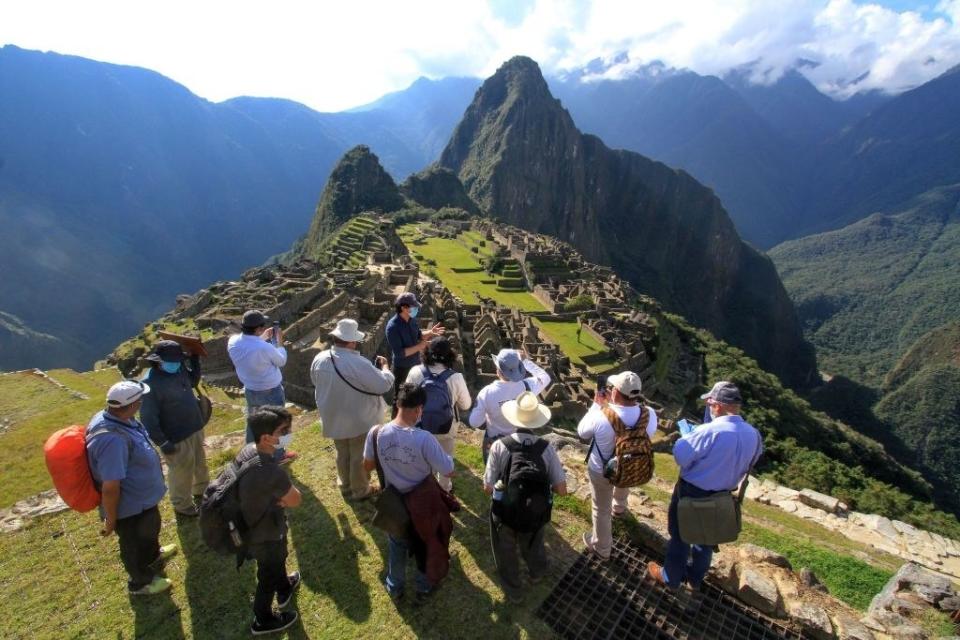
[[564, 294, 594, 312]]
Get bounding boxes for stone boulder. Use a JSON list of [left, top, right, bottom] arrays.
[[737, 568, 782, 616], [799, 488, 842, 513]]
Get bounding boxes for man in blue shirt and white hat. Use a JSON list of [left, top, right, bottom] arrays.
[[647, 381, 762, 591], [86, 380, 177, 595]]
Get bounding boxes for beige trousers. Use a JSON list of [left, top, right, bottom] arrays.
[[433, 429, 457, 492], [587, 468, 629, 558], [335, 434, 370, 498], [164, 429, 209, 513]]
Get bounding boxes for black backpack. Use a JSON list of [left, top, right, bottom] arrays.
[[417, 366, 456, 435], [198, 455, 260, 555], [491, 436, 553, 532]]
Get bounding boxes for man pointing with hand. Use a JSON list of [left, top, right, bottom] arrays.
[[385, 292, 444, 417]]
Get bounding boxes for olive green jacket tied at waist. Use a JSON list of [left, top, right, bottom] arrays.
[[311, 346, 394, 439]]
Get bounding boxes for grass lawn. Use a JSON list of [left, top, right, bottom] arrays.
[[532, 319, 618, 372], [0, 369, 244, 509], [397, 225, 546, 312], [0, 425, 583, 640]]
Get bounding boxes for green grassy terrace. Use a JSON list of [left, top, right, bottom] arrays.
[[397, 224, 616, 372]]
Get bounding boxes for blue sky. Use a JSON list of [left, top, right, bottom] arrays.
[[1, 0, 958, 111]]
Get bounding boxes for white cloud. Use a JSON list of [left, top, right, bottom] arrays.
[[0, 0, 958, 110]]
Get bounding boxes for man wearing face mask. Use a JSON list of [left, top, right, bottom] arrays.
[[385, 292, 444, 418], [236, 406, 302, 635], [139, 340, 209, 517]]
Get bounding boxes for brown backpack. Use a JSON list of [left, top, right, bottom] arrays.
[[598, 406, 654, 487]]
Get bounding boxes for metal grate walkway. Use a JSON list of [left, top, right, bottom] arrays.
[[537, 538, 805, 640]]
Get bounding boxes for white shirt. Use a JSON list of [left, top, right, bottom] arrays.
[[227, 333, 287, 391], [577, 402, 658, 475], [312, 346, 394, 440], [468, 358, 551, 438], [405, 364, 472, 422]]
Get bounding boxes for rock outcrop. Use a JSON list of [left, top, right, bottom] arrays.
[[299, 145, 405, 258], [400, 166, 480, 214], [438, 56, 817, 388]]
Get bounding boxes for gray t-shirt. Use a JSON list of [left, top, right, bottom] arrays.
[[363, 422, 454, 493], [483, 431, 566, 487]]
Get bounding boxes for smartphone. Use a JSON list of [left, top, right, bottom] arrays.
[[271, 321, 280, 346], [596, 374, 608, 397]]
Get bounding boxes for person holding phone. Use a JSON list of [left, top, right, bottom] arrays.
[[311, 319, 395, 501], [228, 310, 295, 464]]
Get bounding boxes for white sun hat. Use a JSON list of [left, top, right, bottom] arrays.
[[330, 318, 366, 342]]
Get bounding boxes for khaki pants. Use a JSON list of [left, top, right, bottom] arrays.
[[587, 468, 629, 558], [433, 427, 457, 492], [164, 430, 209, 514], [335, 434, 369, 498]]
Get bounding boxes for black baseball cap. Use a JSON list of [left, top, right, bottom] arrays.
[[241, 310, 270, 329]]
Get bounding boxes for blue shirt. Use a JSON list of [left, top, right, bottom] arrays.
[[385, 314, 423, 369], [672, 414, 763, 492], [86, 410, 167, 519], [363, 422, 454, 493]]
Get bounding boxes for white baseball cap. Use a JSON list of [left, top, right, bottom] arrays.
[[106, 380, 150, 407], [608, 371, 643, 399]]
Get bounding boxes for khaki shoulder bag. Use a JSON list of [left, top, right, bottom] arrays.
[[677, 440, 761, 546]]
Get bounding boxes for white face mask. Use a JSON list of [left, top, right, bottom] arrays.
[[277, 433, 293, 448], [708, 403, 720, 420]]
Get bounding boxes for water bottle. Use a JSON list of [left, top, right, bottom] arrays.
[[271, 321, 280, 347], [492, 480, 505, 501], [228, 521, 243, 548]]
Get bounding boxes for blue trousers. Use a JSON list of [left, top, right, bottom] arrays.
[[663, 479, 716, 590], [386, 534, 430, 596], [245, 385, 286, 460]]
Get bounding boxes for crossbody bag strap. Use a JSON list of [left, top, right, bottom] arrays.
[[371, 425, 387, 490], [330, 352, 381, 396], [735, 437, 763, 504]]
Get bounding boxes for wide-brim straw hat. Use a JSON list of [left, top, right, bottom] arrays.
[[501, 391, 552, 429]]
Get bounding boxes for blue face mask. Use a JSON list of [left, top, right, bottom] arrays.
[[408, 306, 419, 319], [161, 361, 182, 374]]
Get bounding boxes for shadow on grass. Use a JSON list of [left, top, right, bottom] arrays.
[[355, 457, 574, 639], [287, 477, 373, 623], [129, 589, 186, 640], [176, 515, 257, 640]]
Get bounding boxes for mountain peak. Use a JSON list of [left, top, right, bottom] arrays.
[[298, 145, 403, 259], [439, 57, 817, 387]]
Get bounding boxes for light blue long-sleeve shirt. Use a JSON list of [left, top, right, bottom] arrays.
[[672, 414, 762, 492]]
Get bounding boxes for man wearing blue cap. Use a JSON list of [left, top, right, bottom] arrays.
[[468, 348, 552, 462], [385, 292, 444, 417], [647, 381, 762, 591]]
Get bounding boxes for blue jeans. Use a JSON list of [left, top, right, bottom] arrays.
[[245, 385, 286, 460], [663, 479, 716, 590], [386, 534, 430, 596]]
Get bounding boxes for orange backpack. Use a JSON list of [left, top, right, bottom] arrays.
[[44, 424, 131, 512]]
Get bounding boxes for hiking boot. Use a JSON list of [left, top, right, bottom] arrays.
[[250, 611, 298, 636], [276, 572, 301, 609], [129, 576, 172, 596], [175, 505, 199, 518], [151, 544, 179, 567], [278, 451, 299, 466], [647, 561, 667, 586], [582, 533, 609, 561]]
